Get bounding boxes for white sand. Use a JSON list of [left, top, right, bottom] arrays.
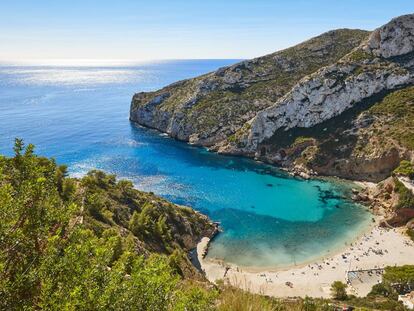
[[197, 226, 414, 298]]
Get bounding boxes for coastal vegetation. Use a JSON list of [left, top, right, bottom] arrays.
[[394, 178, 414, 209], [1, 140, 413, 310], [130, 14, 414, 185], [394, 160, 414, 180], [367, 265, 414, 308], [2, 5, 414, 310], [131, 29, 369, 145], [382, 265, 414, 294], [368, 86, 414, 150], [215, 282, 408, 311], [330, 281, 348, 300], [0, 139, 215, 310]]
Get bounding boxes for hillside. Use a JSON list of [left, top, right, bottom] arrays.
[[0, 140, 217, 310], [1, 140, 411, 310], [130, 14, 414, 182], [130, 29, 369, 146]]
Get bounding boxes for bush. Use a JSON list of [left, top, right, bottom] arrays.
[[394, 178, 414, 209], [0, 140, 211, 310], [348, 49, 373, 62], [382, 265, 414, 294], [394, 160, 414, 179], [331, 281, 348, 300], [369, 282, 396, 298]]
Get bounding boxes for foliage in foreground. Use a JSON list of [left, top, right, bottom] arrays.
[[216, 282, 406, 311], [0, 140, 411, 310], [216, 282, 329, 311], [0, 139, 216, 310]]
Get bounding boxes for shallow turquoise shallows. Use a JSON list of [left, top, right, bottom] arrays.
[[0, 60, 371, 268]]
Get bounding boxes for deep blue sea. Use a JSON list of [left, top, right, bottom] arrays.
[[0, 60, 371, 267]]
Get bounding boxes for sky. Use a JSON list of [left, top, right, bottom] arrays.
[[0, 0, 413, 63]]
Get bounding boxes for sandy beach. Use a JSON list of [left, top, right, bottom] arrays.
[[197, 225, 414, 298]]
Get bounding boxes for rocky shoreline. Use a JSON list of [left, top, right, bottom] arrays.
[[190, 176, 414, 298], [133, 118, 411, 232], [130, 13, 414, 296]]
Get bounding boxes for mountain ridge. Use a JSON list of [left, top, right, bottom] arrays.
[[130, 14, 414, 182], [130, 28, 369, 143]]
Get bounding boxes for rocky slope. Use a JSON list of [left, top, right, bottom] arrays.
[[78, 170, 219, 279], [131, 29, 369, 145], [131, 14, 414, 182], [80, 170, 216, 256]]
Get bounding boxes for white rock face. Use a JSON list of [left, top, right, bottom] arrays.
[[245, 14, 414, 152], [364, 14, 414, 58], [248, 66, 411, 149]]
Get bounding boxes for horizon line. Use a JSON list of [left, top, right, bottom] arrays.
[[0, 58, 245, 67]]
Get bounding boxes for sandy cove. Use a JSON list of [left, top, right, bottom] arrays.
[[197, 225, 414, 298]]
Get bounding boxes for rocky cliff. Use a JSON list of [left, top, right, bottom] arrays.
[[131, 29, 368, 144], [131, 14, 414, 182]]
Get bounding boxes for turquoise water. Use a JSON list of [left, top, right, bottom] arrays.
[[0, 60, 371, 267]]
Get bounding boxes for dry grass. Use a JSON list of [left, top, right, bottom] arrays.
[[216, 279, 319, 311]]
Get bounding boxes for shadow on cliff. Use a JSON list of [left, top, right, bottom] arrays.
[[258, 85, 410, 181]]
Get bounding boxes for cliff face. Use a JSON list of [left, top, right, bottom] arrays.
[[131, 14, 414, 182], [130, 29, 368, 145], [236, 14, 414, 153]]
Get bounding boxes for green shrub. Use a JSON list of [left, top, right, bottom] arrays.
[[394, 160, 414, 179], [0, 139, 212, 310], [382, 265, 414, 294], [348, 49, 374, 62], [292, 136, 314, 147], [369, 86, 414, 149], [331, 281, 348, 300], [369, 282, 396, 298], [394, 178, 414, 209]]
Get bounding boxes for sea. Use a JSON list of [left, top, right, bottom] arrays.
[[0, 60, 371, 267]]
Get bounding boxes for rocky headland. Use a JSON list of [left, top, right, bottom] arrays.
[[131, 14, 414, 237], [130, 14, 414, 184]]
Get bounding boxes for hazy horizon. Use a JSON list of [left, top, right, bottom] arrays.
[[1, 1, 413, 62], [0, 58, 243, 67]]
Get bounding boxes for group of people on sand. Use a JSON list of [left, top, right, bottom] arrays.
[[210, 227, 414, 294]]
